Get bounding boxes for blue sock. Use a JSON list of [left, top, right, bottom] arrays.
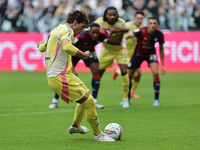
[[153, 81, 160, 100], [54, 93, 59, 99]]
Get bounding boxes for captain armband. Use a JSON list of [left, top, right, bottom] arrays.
[[61, 42, 78, 56]]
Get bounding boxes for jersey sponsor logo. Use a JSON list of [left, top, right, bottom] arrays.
[[45, 57, 51, 60]]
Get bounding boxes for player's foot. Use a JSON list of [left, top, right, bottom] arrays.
[[153, 99, 160, 106], [48, 103, 57, 109], [68, 126, 89, 134], [119, 101, 124, 105], [95, 103, 104, 109], [122, 98, 130, 108], [112, 67, 119, 80], [119, 99, 131, 105], [130, 92, 140, 98], [94, 133, 115, 142]]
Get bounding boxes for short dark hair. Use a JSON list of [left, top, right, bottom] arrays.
[[103, 6, 118, 22], [148, 16, 158, 21], [135, 11, 144, 17], [67, 10, 89, 25], [90, 23, 100, 29]]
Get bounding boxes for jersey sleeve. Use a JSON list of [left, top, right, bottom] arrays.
[[158, 32, 165, 45], [60, 26, 74, 43], [133, 28, 141, 37], [73, 34, 82, 47], [100, 28, 112, 39]]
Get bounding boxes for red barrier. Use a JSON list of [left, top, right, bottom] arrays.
[[0, 32, 199, 72]]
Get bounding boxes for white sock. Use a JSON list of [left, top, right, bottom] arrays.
[[123, 98, 128, 102], [52, 98, 58, 104], [94, 98, 97, 104]]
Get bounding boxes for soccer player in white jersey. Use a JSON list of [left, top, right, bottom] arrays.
[[37, 10, 115, 142]]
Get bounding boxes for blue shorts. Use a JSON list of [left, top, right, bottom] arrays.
[[128, 54, 158, 69], [72, 51, 99, 67]]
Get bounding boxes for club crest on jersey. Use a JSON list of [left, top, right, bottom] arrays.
[[67, 33, 71, 38], [154, 38, 158, 42]]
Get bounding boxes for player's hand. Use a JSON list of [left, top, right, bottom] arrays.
[[37, 41, 44, 48], [83, 50, 90, 59], [161, 66, 166, 75]]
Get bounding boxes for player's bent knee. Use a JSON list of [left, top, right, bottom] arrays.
[[81, 94, 96, 109]]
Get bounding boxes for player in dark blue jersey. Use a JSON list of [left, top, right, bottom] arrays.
[[49, 23, 129, 109], [124, 17, 166, 106]]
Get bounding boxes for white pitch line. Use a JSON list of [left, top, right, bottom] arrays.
[[0, 103, 199, 117], [0, 109, 74, 117]]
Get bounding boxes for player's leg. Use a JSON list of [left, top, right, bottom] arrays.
[[127, 54, 143, 104], [127, 68, 137, 103], [72, 93, 114, 141], [130, 67, 141, 98], [61, 73, 114, 141], [116, 50, 129, 108], [48, 93, 59, 109], [149, 62, 160, 106], [89, 62, 104, 109]]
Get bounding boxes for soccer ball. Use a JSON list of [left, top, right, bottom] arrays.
[[104, 123, 123, 140]]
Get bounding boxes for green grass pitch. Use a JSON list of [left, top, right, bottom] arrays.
[[0, 71, 200, 150]]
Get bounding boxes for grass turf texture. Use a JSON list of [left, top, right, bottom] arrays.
[[0, 71, 199, 150]]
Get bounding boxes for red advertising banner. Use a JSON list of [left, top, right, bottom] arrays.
[[0, 32, 199, 72]]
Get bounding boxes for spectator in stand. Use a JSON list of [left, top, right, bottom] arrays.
[[42, 0, 57, 17], [54, 0, 71, 17], [157, 6, 170, 30], [142, 9, 153, 26], [23, 0, 43, 32], [133, 0, 146, 11], [3, 6, 22, 32], [193, 4, 200, 30], [158, 0, 170, 12], [92, 0, 107, 18], [0, 0, 8, 31], [146, 0, 158, 18]]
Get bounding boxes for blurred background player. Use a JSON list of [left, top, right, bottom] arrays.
[[94, 6, 130, 108], [113, 11, 145, 105], [124, 16, 166, 106], [49, 23, 128, 109], [37, 10, 115, 142]]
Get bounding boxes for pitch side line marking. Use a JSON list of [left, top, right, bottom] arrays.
[[0, 103, 199, 116]]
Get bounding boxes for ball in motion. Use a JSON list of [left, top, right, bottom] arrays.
[[104, 123, 123, 140]]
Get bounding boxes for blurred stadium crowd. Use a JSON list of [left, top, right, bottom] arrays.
[[0, 0, 200, 32]]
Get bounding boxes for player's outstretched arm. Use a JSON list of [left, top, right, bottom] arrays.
[[61, 39, 90, 59], [111, 27, 129, 33], [106, 33, 124, 45], [159, 44, 166, 75], [124, 32, 135, 40]]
